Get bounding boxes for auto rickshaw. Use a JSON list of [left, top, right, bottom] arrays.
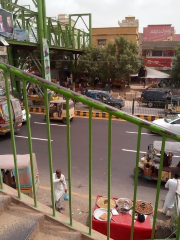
[[0, 96, 22, 135], [165, 97, 180, 114], [134, 141, 180, 182], [0, 153, 39, 197], [48, 99, 75, 123]]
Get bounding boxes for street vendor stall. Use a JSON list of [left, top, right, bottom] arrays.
[[92, 195, 154, 240]]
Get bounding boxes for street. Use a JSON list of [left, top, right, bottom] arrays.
[[1, 114, 177, 208]]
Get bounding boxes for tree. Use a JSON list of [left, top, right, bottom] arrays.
[[76, 36, 140, 84], [171, 43, 180, 86]]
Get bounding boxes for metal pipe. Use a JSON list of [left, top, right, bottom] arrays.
[[66, 97, 73, 226], [4, 71, 21, 199], [89, 107, 92, 235], [151, 136, 166, 240], [130, 126, 142, 240], [22, 79, 38, 208], [107, 114, 112, 240], [44, 88, 56, 217]]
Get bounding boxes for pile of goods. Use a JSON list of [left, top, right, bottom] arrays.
[[116, 198, 133, 212], [97, 197, 116, 209], [135, 201, 153, 215]]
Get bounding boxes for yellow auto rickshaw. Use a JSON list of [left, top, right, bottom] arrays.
[[165, 98, 180, 114], [0, 153, 40, 197], [134, 141, 180, 182], [48, 99, 75, 123]]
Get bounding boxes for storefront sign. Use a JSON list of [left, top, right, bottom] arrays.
[[145, 58, 171, 67]]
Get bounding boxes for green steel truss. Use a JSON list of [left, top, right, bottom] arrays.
[[0, 62, 180, 240], [0, 0, 91, 50]]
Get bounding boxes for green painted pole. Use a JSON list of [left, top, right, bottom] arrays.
[[89, 107, 92, 235], [44, 88, 56, 217], [37, 0, 45, 78], [151, 136, 166, 240], [130, 126, 142, 240], [22, 10, 25, 29], [78, 30, 80, 49], [4, 71, 21, 199], [23, 79, 37, 208], [107, 114, 112, 240], [66, 97, 73, 226], [7, 47, 18, 98], [42, 0, 47, 39], [65, 26, 68, 48], [58, 22, 60, 46], [89, 14, 92, 46]]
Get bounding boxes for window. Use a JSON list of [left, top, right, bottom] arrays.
[[163, 51, 174, 57], [97, 39, 106, 46], [152, 51, 162, 56], [172, 119, 180, 124]]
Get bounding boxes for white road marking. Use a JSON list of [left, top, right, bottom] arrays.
[[34, 122, 67, 127], [15, 135, 53, 141], [126, 131, 156, 136], [122, 149, 180, 158], [122, 149, 146, 154]]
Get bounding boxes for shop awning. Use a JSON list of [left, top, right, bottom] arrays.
[[143, 67, 170, 79]]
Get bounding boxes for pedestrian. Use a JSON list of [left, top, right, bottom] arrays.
[[53, 169, 67, 212], [142, 78, 146, 88], [163, 172, 180, 215]]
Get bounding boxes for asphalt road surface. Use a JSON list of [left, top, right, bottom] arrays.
[[1, 114, 179, 210]]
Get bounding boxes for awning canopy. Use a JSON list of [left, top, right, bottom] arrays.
[[130, 67, 171, 79], [143, 67, 170, 79]]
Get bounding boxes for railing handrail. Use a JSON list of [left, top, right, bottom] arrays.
[[0, 62, 180, 142]]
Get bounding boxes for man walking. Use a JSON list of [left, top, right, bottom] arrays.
[[53, 169, 67, 212], [163, 172, 180, 215]]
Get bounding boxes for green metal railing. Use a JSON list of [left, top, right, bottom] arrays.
[[1, 62, 180, 240]]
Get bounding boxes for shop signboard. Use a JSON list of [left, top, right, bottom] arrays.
[[42, 38, 51, 82], [145, 58, 171, 67]]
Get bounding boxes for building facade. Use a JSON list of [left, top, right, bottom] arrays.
[[92, 16, 139, 47], [142, 24, 180, 71]]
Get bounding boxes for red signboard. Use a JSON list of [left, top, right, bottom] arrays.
[[143, 25, 174, 42], [145, 58, 171, 67]]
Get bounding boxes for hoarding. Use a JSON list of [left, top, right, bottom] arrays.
[[143, 25, 174, 42], [42, 38, 51, 82], [14, 28, 27, 41], [0, 8, 13, 38]]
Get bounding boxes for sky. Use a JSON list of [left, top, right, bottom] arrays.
[[17, 0, 180, 34]]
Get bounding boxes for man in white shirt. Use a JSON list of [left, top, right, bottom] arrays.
[[53, 169, 67, 212], [0, 15, 5, 32], [163, 172, 180, 215]]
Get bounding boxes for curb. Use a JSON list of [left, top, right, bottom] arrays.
[[26, 107, 165, 122]]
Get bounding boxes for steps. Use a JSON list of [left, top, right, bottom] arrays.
[[0, 192, 81, 240], [0, 185, 109, 240]]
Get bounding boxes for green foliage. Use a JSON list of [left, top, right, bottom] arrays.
[[75, 36, 140, 83], [171, 43, 180, 81]]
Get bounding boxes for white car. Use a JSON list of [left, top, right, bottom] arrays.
[[153, 114, 180, 134], [22, 109, 31, 123]]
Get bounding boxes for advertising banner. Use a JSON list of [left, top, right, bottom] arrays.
[[143, 25, 174, 42], [14, 28, 27, 41], [145, 58, 171, 68], [0, 8, 13, 38], [42, 38, 51, 82]]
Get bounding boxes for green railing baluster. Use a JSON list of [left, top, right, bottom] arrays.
[[176, 196, 180, 239], [107, 114, 112, 240], [151, 136, 166, 240], [44, 88, 56, 217], [22, 79, 37, 208], [66, 97, 72, 226], [89, 107, 92, 235], [130, 126, 142, 240], [4, 71, 21, 198], [0, 165, 3, 189]]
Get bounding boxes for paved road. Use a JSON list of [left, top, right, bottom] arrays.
[[1, 114, 178, 209]]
